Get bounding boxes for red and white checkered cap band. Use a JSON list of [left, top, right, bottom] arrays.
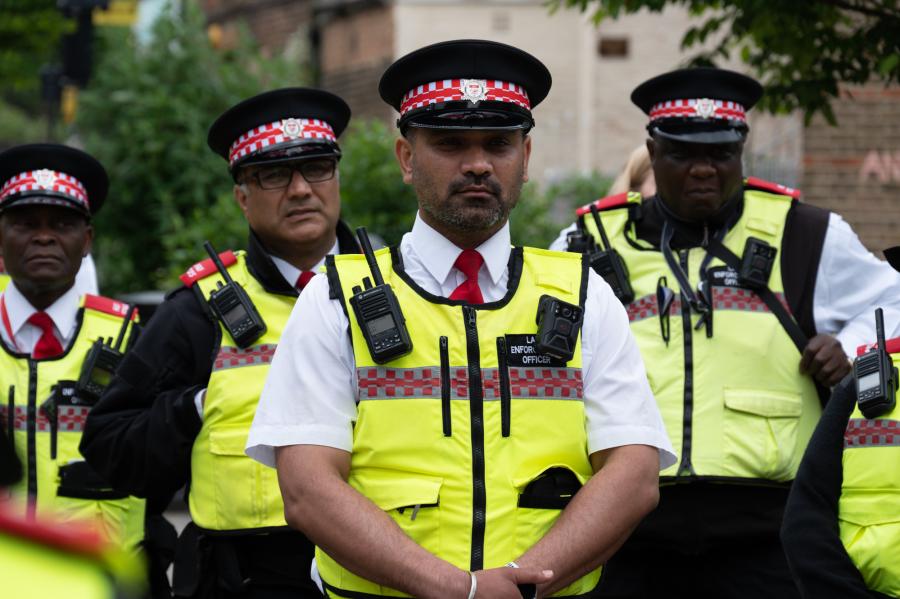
[[400, 79, 530, 117], [649, 98, 746, 123], [0, 170, 89, 209], [228, 118, 337, 167]]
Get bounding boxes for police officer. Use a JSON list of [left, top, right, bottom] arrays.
[[80, 88, 359, 598], [781, 246, 900, 599], [246, 40, 675, 599], [551, 68, 900, 598], [0, 144, 145, 547]]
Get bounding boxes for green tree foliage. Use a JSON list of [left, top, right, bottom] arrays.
[[0, 0, 71, 99], [338, 119, 418, 245], [549, 0, 900, 124], [76, 3, 298, 292]]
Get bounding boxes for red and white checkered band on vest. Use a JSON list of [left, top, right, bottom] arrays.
[[649, 98, 747, 124], [0, 170, 89, 210], [228, 118, 337, 167], [399, 79, 531, 117]]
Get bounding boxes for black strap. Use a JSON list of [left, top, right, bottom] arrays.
[[706, 240, 809, 354]]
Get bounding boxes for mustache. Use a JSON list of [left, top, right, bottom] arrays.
[[448, 175, 501, 196]]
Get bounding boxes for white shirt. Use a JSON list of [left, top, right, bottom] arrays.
[[0, 281, 80, 354], [269, 239, 340, 288], [246, 214, 677, 469], [549, 212, 900, 357]]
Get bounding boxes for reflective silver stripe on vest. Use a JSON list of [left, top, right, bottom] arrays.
[[213, 344, 277, 372], [1, 405, 89, 432], [357, 366, 583, 401], [626, 286, 789, 323], [844, 418, 900, 448]]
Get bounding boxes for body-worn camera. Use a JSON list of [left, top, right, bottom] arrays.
[[535, 295, 584, 362], [738, 237, 777, 289], [203, 241, 266, 348], [586, 205, 634, 304], [854, 308, 897, 419], [75, 303, 137, 403], [349, 227, 412, 364]]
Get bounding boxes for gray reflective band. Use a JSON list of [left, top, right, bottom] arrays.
[[357, 366, 583, 401], [845, 418, 900, 448], [213, 344, 277, 372]]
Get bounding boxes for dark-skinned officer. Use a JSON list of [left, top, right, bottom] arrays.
[[0, 144, 145, 550], [80, 88, 359, 599], [551, 68, 900, 598]]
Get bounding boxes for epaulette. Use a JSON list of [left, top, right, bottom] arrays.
[[82, 294, 138, 320], [576, 192, 630, 217], [856, 337, 900, 357], [179, 250, 237, 287], [0, 504, 106, 559], [745, 177, 801, 200]]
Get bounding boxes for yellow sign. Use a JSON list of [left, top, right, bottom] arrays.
[[94, 0, 138, 27], [62, 86, 79, 125]]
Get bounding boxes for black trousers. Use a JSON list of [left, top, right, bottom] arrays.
[[173, 524, 322, 599], [596, 483, 800, 599]]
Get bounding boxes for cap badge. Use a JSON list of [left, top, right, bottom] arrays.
[[693, 98, 718, 119], [460, 79, 489, 104], [33, 169, 58, 190], [281, 118, 304, 139]]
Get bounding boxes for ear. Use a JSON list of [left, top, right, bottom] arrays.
[[522, 134, 532, 183], [395, 137, 414, 185], [82, 223, 94, 257], [646, 137, 657, 163], [234, 182, 250, 218]]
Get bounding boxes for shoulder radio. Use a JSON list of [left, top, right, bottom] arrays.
[[349, 227, 413, 364], [75, 303, 137, 403], [586, 204, 634, 305], [203, 241, 266, 348], [854, 307, 897, 419]]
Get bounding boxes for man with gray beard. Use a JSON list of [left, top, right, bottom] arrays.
[[246, 40, 674, 599]]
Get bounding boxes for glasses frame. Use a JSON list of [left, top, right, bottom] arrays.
[[245, 158, 338, 190]]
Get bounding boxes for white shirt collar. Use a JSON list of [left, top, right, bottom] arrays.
[[409, 213, 511, 287], [3, 281, 80, 342], [269, 239, 340, 288]]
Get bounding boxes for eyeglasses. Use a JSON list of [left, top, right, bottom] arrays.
[[246, 159, 337, 190]]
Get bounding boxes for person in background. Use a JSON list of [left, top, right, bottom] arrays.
[[551, 67, 900, 598], [81, 88, 359, 599], [608, 144, 655, 197]]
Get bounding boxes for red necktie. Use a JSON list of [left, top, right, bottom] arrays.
[[449, 249, 485, 304], [28, 311, 63, 359], [295, 271, 316, 291]]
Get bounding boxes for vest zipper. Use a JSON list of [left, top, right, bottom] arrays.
[[677, 250, 697, 477], [440, 336, 451, 437], [463, 305, 486, 572], [26, 361, 38, 518], [496, 337, 511, 438], [6, 385, 14, 448], [40, 390, 58, 460]]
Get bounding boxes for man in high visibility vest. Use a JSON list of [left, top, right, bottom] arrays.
[[246, 39, 676, 599], [0, 143, 145, 551], [782, 245, 900, 599], [80, 88, 360, 598], [550, 68, 900, 598]]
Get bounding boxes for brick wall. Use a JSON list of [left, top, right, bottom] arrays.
[[202, 0, 314, 55], [318, 3, 394, 121], [802, 84, 900, 254]]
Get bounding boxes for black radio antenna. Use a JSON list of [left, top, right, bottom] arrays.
[[356, 227, 384, 287], [203, 241, 237, 286], [876, 307, 886, 353], [112, 303, 137, 352], [589, 204, 613, 251]]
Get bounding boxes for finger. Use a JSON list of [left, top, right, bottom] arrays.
[[803, 349, 826, 377], [511, 568, 554, 584], [820, 357, 851, 387]]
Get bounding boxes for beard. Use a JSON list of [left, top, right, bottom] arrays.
[[414, 171, 523, 233]]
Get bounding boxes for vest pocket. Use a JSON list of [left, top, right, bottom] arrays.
[[722, 388, 802, 481], [838, 497, 900, 596], [513, 465, 585, 555], [207, 425, 282, 528]]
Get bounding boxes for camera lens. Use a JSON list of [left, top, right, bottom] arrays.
[[562, 307, 572, 318]]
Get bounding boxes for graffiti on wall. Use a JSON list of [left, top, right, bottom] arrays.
[[860, 150, 900, 184]]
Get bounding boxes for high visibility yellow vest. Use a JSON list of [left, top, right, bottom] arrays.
[[839, 345, 900, 597], [0, 502, 145, 599], [319, 246, 599, 598], [0, 274, 9, 293], [0, 294, 146, 548], [582, 184, 820, 482], [186, 250, 296, 532]]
